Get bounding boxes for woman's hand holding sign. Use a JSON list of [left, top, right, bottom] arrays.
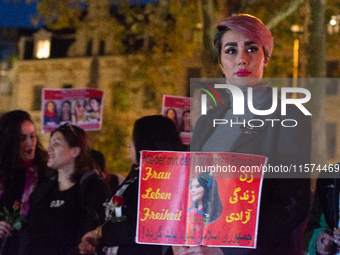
[[172, 246, 224, 255]]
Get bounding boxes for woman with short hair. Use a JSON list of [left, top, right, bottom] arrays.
[[178, 14, 311, 255]]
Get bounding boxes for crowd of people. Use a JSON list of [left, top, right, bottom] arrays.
[[0, 13, 336, 255]]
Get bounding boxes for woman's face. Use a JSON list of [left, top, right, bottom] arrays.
[[127, 141, 137, 164], [167, 109, 176, 121], [90, 99, 99, 112], [19, 120, 37, 161], [47, 102, 55, 113], [75, 100, 85, 117], [47, 131, 77, 170], [183, 112, 190, 124], [62, 102, 71, 114], [220, 29, 268, 87], [190, 178, 204, 203]]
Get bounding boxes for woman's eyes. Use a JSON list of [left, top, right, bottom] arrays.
[[20, 133, 36, 142], [50, 141, 61, 147], [247, 46, 259, 53], [224, 46, 259, 54], [225, 48, 237, 54]]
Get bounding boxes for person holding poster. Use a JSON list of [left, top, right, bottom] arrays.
[[78, 115, 183, 255], [181, 14, 311, 255]]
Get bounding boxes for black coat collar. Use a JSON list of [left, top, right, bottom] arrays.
[[190, 87, 279, 151]]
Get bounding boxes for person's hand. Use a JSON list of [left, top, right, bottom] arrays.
[[0, 221, 13, 239], [317, 231, 335, 255], [172, 245, 223, 255], [78, 227, 102, 254]]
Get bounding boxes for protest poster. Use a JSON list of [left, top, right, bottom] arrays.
[[162, 95, 192, 145], [136, 151, 267, 248], [41, 88, 104, 133]]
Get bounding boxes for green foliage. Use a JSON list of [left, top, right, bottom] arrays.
[[34, 0, 85, 29], [117, 0, 199, 104], [90, 109, 131, 174], [111, 82, 134, 112]]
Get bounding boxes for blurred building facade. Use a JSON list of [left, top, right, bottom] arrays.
[[3, 2, 340, 163], [7, 1, 202, 146]]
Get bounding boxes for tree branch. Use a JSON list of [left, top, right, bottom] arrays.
[[265, 0, 304, 30]]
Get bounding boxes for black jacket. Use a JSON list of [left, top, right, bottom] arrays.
[[101, 165, 163, 255], [190, 87, 311, 254], [305, 164, 340, 255], [23, 170, 110, 255]]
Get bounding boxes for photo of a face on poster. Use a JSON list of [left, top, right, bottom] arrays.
[[41, 88, 104, 133], [162, 95, 192, 145]]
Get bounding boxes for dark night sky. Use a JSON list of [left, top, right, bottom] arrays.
[[0, 0, 157, 29], [0, 0, 156, 60], [0, 0, 42, 29]]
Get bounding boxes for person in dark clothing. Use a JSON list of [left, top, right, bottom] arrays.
[[305, 163, 340, 255], [0, 110, 49, 255], [90, 149, 119, 195], [79, 115, 183, 255], [24, 123, 109, 255], [173, 14, 311, 255]]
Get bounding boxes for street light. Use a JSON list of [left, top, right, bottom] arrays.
[[328, 15, 340, 35]]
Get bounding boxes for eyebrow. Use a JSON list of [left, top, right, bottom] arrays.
[[244, 41, 256, 46], [21, 132, 35, 137], [50, 137, 62, 143], [224, 42, 237, 47], [224, 41, 256, 48]]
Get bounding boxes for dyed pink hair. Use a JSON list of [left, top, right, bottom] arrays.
[[213, 14, 274, 64]]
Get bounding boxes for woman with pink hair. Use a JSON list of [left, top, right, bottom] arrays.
[[176, 14, 311, 255]]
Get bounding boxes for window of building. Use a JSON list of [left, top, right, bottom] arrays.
[[50, 38, 75, 58], [86, 40, 93, 56], [326, 123, 337, 159], [326, 79, 339, 95], [63, 84, 73, 89], [36, 40, 51, 59], [34, 30, 52, 59], [327, 61, 339, 77], [32, 85, 43, 111], [23, 40, 34, 60], [326, 61, 339, 95], [99, 40, 105, 56]]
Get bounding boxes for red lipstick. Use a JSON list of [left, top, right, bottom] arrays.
[[236, 69, 251, 77]]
